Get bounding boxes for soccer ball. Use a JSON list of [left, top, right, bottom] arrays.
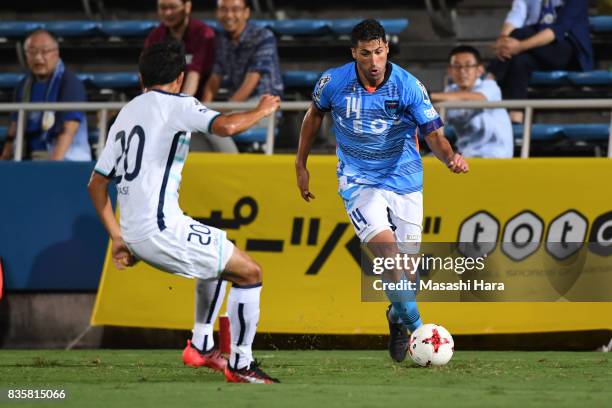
[[408, 323, 454, 367]]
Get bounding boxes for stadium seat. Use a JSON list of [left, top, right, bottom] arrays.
[[512, 124, 565, 141], [380, 19, 410, 35], [0, 21, 43, 38], [90, 72, 140, 89], [0, 18, 409, 39], [0, 73, 25, 89], [232, 127, 268, 144], [270, 19, 331, 36], [561, 124, 610, 142], [529, 71, 569, 86], [100, 20, 157, 37], [76, 73, 94, 86], [42, 21, 102, 37], [201, 19, 222, 31], [443, 126, 456, 141], [589, 16, 612, 33], [329, 19, 362, 35], [329, 19, 409, 35], [249, 19, 275, 30], [88, 128, 100, 145], [0, 126, 8, 142], [567, 71, 612, 86], [282, 71, 322, 88]]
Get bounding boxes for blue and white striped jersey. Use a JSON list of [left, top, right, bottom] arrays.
[[313, 62, 443, 195]]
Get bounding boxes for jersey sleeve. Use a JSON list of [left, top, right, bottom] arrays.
[[311, 69, 334, 112], [404, 76, 444, 136], [94, 131, 119, 178], [171, 96, 221, 134]]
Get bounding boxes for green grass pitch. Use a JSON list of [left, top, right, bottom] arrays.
[[0, 350, 610, 407]]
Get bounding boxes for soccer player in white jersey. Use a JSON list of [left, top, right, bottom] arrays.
[[295, 20, 469, 363], [88, 42, 280, 384]]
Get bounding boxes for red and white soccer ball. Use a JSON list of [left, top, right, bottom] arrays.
[[408, 323, 454, 367]]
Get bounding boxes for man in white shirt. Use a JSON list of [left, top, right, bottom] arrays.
[[88, 41, 280, 384], [431, 45, 514, 158]]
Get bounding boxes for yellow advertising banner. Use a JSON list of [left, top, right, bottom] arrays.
[[91, 155, 612, 334]]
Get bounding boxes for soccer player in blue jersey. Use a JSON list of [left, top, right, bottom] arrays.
[[295, 19, 469, 363]]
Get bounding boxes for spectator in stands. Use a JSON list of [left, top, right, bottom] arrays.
[[203, 0, 283, 102], [431, 46, 514, 158], [145, 0, 215, 98], [0, 29, 91, 161], [488, 0, 594, 123]]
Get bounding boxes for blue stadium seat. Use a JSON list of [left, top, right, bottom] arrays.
[[250, 19, 275, 30], [90, 72, 139, 89], [446, 124, 564, 142], [0, 73, 25, 89], [561, 124, 610, 142], [329, 19, 363, 35], [329, 19, 409, 35], [512, 124, 565, 141], [282, 71, 321, 88], [232, 128, 268, 144], [201, 19, 221, 31], [380, 19, 410, 35], [567, 70, 612, 86], [270, 19, 331, 36], [0, 126, 8, 142], [589, 16, 612, 33], [100, 20, 157, 37], [529, 71, 569, 86], [42, 21, 102, 37], [0, 21, 43, 38], [88, 128, 100, 145], [76, 73, 94, 86], [443, 126, 457, 141]]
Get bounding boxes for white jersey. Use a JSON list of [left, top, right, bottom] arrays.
[[94, 90, 220, 243]]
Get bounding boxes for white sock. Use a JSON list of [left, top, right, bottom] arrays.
[[191, 279, 227, 352], [227, 283, 262, 370]]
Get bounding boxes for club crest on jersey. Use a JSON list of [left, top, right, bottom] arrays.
[[313, 75, 331, 102], [384, 99, 400, 116]]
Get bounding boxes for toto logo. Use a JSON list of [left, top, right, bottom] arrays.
[[457, 209, 612, 261]]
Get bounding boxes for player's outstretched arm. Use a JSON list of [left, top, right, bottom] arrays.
[[87, 172, 137, 269], [424, 127, 469, 173], [210, 94, 280, 137], [295, 104, 325, 202]]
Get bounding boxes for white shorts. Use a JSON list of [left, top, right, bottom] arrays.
[[126, 215, 235, 280], [341, 186, 423, 253]]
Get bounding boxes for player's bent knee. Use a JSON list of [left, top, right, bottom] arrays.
[[245, 261, 262, 284], [221, 248, 263, 286]]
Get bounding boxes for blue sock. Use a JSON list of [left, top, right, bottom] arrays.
[[389, 302, 422, 332], [384, 277, 422, 332]]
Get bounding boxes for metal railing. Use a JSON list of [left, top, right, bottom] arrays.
[[436, 99, 612, 158], [1, 99, 611, 159], [0, 101, 312, 160]]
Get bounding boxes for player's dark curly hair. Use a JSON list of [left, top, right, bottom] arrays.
[[351, 19, 387, 47], [139, 41, 185, 88], [449, 45, 482, 64]]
